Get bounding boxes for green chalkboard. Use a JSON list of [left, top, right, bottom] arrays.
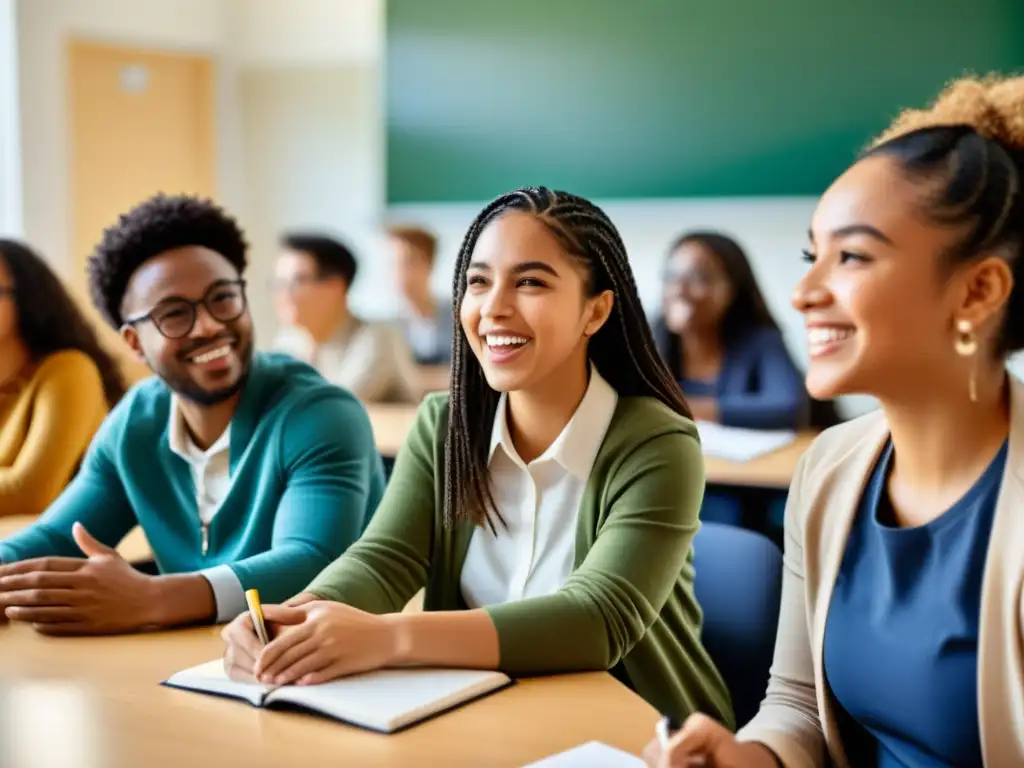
[[386, 0, 1024, 204]]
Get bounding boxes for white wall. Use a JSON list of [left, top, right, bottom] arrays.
[[0, 0, 20, 237], [238, 64, 382, 340], [224, 0, 384, 340], [11, 0, 384, 338], [227, 0, 382, 67], [15, 0, 239, 278]]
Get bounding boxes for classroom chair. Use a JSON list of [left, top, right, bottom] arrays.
[[698, 491, 745, 527], [691, 522, 783, 728]]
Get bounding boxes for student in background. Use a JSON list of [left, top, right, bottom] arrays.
[[0, 239, 126, 515], [222, 187, 733, 727], [273, 232, 418, 403], [654, 232, 806, 430], [0, 195, 385, 635], [387, 224, 452, 364], [654, 233, 809, 526], [646, 75, 1024, 767]]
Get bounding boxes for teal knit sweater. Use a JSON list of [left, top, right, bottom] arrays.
[[0, 352, 385, 606]]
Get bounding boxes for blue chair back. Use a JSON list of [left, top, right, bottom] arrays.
[[692, 522, 783, 728]]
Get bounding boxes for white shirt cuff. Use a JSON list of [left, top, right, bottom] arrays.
[[199, 565, 248, 623]]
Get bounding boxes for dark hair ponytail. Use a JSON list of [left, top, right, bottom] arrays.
[[444, 187, 689, 530]]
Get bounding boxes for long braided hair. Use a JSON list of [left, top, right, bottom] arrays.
[[444, 187, 691, 531]]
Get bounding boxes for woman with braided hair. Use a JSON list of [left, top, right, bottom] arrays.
[[220, 186, 734, 725], [645, 74, 1024, 767]]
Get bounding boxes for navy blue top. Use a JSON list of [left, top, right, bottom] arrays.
[[824, 439, 1007, 768], [674, 326, 805, 430]]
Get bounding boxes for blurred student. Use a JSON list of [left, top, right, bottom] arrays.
[[646, 75, 1024, 768], [0, 239, 126, 515], [653, 233, 809, 526], [654, 232, 806, 431], [388, 224, 452, 364], [222, 187, 733, 727], [273, 233, 418, 403], [0, 195, 384, 635]]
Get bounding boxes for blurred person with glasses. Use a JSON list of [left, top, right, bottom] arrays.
[[0, 239, 126, 516], [272, 233, 418, 403], [0, 195, 385, 636], [652, 232, 808, 528], [653, 232, 806, 432]]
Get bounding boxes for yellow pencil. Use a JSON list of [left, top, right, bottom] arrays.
[[245, 588, 269, 646]]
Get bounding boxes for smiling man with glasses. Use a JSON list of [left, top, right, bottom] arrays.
[[0, 194, 385, 636]]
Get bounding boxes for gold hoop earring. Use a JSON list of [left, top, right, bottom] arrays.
[[954, 319, 978, 402]]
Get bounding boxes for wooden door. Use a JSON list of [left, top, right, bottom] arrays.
[[68, 40, 216, 384]]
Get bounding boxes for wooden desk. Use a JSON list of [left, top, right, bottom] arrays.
[[368, 405, 816, 490], [0, 622, 657, 767], [415, 364, 450, 394], [367, 404, 421, 457], [703, 432, 817, 489]]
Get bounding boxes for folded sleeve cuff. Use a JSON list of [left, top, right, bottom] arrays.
[[736, 722, 820, 768], [199, 564, 247, 623]]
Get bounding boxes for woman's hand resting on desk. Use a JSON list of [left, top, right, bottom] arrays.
[[641, 714, 780, 767], [222, 598, 399, 686], [221, 591, 317, 679]]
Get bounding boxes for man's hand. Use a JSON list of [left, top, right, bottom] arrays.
[[0, 522, 158, 635]]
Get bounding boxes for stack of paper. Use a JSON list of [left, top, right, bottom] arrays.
[[695, 420, 796, 462]]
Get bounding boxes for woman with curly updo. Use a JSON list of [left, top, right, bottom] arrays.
[[646, 74, 1024, 767]]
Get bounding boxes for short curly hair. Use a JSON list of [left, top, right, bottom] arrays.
[[87, 193, 248, 328]]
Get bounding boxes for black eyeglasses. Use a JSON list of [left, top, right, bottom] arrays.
[[124, 280, 248, 339]]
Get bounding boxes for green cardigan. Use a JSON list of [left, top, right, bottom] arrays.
[[307, 391, 734, 727]]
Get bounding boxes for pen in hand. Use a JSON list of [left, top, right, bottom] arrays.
[[245, 589, 270, 646], [656, 714, 683, 750]]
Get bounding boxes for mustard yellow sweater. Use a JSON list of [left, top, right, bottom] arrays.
[[0, 350, 107, 515]]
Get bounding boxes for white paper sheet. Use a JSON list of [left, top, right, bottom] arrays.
[[695, 420, 796, 461], [522, 741, 645, 767]]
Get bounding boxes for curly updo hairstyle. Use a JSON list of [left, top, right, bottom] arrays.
[[865, 74, 1024, 355]]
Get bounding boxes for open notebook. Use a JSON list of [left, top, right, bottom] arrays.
[[163, 660, 512, 733]]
